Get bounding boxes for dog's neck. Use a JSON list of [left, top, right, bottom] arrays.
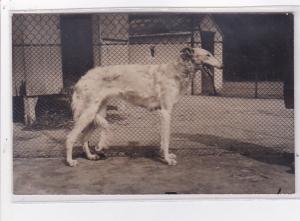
[[172, 59, 198, 93], [175, 59, 197, 78]]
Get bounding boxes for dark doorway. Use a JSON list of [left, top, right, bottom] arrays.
[[200, 31, 216, 95], [214, 14, 293, 82], [60, 15, 94, 88]]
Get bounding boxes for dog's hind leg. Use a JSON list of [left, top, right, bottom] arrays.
[[66, 104, 100, 167], [80, 124, 100, 160], [94, 102, 111, 152]]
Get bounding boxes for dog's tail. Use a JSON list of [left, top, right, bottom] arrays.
[[71, 88, 85, 121]]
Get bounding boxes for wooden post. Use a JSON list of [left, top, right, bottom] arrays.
[[23, 96, 38, 125], [190, 15, 195, 95]]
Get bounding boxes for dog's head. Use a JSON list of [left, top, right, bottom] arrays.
[[180, 47, 223, 69]]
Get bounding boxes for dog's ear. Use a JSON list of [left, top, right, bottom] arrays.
[[180, 47, 194, 62]]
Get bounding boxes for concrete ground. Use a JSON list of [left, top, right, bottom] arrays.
[[14, 152, 294, 195]]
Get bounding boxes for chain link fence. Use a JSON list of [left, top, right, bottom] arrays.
[[12, 13, 294, 160]]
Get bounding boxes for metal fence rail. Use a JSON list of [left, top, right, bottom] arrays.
[[12, 13, 294, 159]]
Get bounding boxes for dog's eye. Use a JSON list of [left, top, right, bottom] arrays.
[[207, 54, 211, 57]]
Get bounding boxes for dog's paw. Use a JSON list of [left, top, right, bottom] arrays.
[[168, 153, 177, 160], [95, 144, 107, 151], [96, 138, 110, 151], [103, 145, 110, 150], [165, 158, 177, 166], [87, 154, 100, 161], [164, 155, 177, 166], [67, 159, 78, 167], [95, 147, 102, 152]]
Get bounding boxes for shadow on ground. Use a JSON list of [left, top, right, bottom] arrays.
[[174, 133, 294, 173]]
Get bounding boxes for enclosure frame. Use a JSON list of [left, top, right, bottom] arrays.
[[1, 1, 300, 212]]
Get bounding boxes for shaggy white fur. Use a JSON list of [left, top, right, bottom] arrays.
[[66, 47, 223, 166]]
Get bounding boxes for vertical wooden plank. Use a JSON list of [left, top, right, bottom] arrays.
[[12, 15, 25, 96], [214, 42, 223, 90], [23, 15, 63, 96], [12, 46, 25, 96], [92, 14, 101, 67]]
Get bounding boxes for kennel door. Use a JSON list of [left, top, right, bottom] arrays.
[[200, 31, 216, 95], [60, 15, 94, 88]]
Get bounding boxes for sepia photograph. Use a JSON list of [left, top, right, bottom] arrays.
[[11, 12, 294, 195]]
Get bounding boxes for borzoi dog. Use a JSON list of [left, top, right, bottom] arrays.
[[66, 47, 223, 166]]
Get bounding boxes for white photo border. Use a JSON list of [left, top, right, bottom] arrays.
[[1, 0, 300, 220]]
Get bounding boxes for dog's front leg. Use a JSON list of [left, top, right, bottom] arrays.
[[160, 108, 177, 165]]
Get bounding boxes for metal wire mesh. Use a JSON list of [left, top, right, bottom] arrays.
[[12, 13, 294, 159]]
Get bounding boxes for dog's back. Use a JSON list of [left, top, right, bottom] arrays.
[[71, 63, 177, 118]]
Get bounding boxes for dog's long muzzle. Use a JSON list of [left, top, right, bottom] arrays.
[[200, 63, 223, 74]]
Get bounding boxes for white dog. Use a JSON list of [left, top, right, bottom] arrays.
[[66, 47, 223, 166]]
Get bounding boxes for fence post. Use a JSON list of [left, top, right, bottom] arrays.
[[190, 15, 195, 95]]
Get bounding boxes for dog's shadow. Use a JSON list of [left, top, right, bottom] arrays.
[[174, 133, 294, 173]]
